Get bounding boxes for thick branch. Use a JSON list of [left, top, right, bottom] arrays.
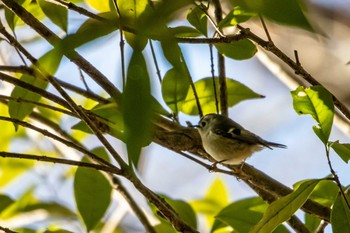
[[153, 116, 331, 222]]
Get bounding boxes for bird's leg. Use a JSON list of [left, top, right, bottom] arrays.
[[209, 159, 228, 172]]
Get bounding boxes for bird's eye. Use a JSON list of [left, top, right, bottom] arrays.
[[200, 121, 207, 127]]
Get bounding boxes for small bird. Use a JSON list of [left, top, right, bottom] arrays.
[[194, 114, 286, 165]]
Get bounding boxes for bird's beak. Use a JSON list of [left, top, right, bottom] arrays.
[[191, 125, 200, 128]]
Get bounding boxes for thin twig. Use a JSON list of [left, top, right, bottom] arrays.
[[49, 0, 106, 21], [112, 0, 126, 89], [0, 226, 18, 233], [0, 94, 76, 117], [0, 2, 121, 100], [149, 40, 162, 83], [0, 116, 115, 168], [0, 65, 108, 104], [325, 145, 350, 209], [0, 152, 121, 174], [180, 52, 203, 117], [0, 71, 72, 111], [212, 0, 227, 116], [112, 177, 156, 233], [209, 44, 219, 114], [259, 15, 273, 43]]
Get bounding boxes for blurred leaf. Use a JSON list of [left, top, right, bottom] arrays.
[[72, 101, 126, 141], [122, 51, 154, 166], [187, 6, 207, 36], [62, 11, 118, 50], [0, 104, 26, 151], [9, 49, 63, 129], [215, 39, 257, 60], [124, 31, 148, 51], [218, 6, 255, 28], [166, 197, 197, 229], [232, 0, 313, 31], [85, 0, 112, 12], [118, 0, 149, 50], [136, 0, 192, 37], [154, 223, 177, 233], [74, 157, 112, 231], [0, 158, 33, 188], [191, 178, 229, 227], [1, 186, 36, 219], [213, 197, 266, 233], [5, 0, 46, 31], [331, 191, 350, 233], [250, 179, 321, 233], [169, 26, 202, 37], [291, 86, 334, 144], [161, 66, 190, 114], [331, 141, 350, 163], [91, 147, 110, 162], [43, 230, 74, 233], [161, 38, 183, 68], [182, 77, 263, 115], [0, 194, 14, 212], [38, 0, 68, 32]]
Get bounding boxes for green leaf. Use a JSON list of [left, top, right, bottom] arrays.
[[38, 0, 68, 32], [291, 85, 334, 144], [250, 179, 321, 233], [331, 141, 350, 163], [213, 197, 288, 233], [187, 6, 207, 36], [161, 66, 190, 114], [154, 223, 177, 233], [215, 39, 257, 60], [218, 6, 255, 28], [5, 0, 46, 31], [213, 197, 266, 233], [166, 198, 197, 229], [122, 51, 154, 166], [308, 179, 338, 207], [8, 49, 63, 128], [62, 11, 118, 50], [181, 77, 263, 115], [169, 26, 202, 37], [118, 0, 149, 50], [161, 38, 183, 68], [85, 0, 112, 12], [331, 191, 350, 233], [232, 0, 313, 31], [0, 194, 14, 212], [72, 101, 126, 141], [304, 213, 321, 232], [74, 157, 112, 231]]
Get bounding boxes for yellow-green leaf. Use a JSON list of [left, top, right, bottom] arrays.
[[181, 77, 263, 115], [215, 39, 257, 60], [331, 191, 350, 233], [161, 66, 190, 114], [250, 179, 321, 233], [74, 157, 112, 231], [38, 0, 68, 32], [291, 85, 334, 144]]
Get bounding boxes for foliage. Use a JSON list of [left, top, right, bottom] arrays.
[[0, 0, 349, 232]]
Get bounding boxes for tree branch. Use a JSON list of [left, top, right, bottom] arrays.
[[1, 0, 121, 101], [0, 152, 121, 174]]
